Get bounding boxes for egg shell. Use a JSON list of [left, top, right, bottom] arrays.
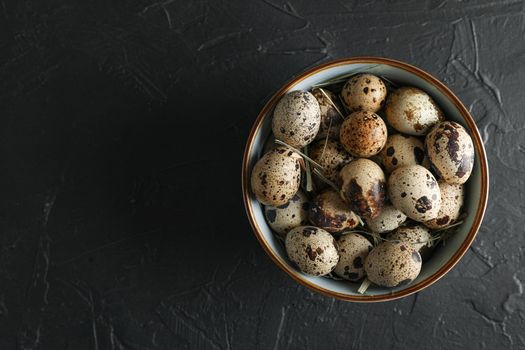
[[380, 134, 429, 173], [388, 165, 441, 221], [333, 233, 373, 281], [339, 111, 388, 157], [285, 226, 339, 276], [309, 139, 353, 184], [309, 190, 359, 233], [339, 158, 386, 219], [365, 241, 422, 287], [265, 191, 310, 236], [341, 74, 387, 113], [424, 181, 464, 229], [387, 225, 432, 252], [251, 147, 302, 206], [365, 204, 407, 234], [385, 87, 444, 135], [272, 91, 321, 148], [425, 121, 475, 184], [312, 88, 345, 140]]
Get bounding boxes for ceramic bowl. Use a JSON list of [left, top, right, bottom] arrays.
[[242, 57, 489, 302]]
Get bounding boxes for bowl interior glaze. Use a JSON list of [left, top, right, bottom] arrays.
[[242, 57, 488, 302]]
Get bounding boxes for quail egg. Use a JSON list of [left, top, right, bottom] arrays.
[[388, 165, 441, 222], [341, 74, 387, 113], [365, 204, 407, 234], [309, 139, 353, 184], [285, 226, 339, 276], [339, 158, 386, 219], [385, 87, 444, 135], [387, 225, 432, 252], [425, 121, 474, 184], [272, 91, 321, 148], [312, 88, 345, 140], [365, 241, 422, 287], [265, 191, 309, 236], [424, 181, 464, 229], [309, 190, 359, 233], [340, 111, 388, 157], [251, 147, 302, 206], [380, 134, 429, 173], [333, 233, 373, 281]]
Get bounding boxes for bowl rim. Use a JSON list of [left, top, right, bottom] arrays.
[[241, 56, 489, 302]]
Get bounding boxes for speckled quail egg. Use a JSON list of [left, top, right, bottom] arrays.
[[340, 111, 388, 157], [365, 204, 407, 234], [309, 139, 353, 184], [265, 191, 309, 236], [285, 226, 339, 276], [380, 134, 429, 173], [312, 88, 345, 140], [388, 165, 441, 222], [341, 74, 387, 113], [424, 181, 464, 229], [385, 87, 444, 135], [309, 190, 359, 233], [251, 147, 302, 206], [333, 233, 373, 281], [425, 121, 474, 184], [339, 158, 386, 219], [272, 91, 321, 148], [365, 241, 422, 287], [387, 225, 432, 252]]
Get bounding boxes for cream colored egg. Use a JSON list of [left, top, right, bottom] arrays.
[[424, 182, 464, 229], [333, 233, 373, 281], [309, 190, 359, 233], [312, 88, 345, 140], [387, 225, 432, 252], [309, 139, 353, 184], [365, 204, 407, 234], [341, 74, 387, 113], [264, 191, 309, 236], [380, 134, 428, 173]]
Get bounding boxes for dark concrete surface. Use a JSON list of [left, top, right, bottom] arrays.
[[0, 0, 524, 349]]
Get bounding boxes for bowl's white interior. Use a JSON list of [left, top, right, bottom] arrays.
[[247, 62, 482, 297]]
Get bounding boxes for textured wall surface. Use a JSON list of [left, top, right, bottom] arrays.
[[0, 0, 524, 349]]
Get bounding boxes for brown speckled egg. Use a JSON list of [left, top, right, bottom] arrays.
[[265, 191, 309, 236], [285, 226, 339, 276], [385, 87, 444, 135], [341, 74, 387, 113], [312, 88, 345, 140], [388, 165, 441, 222], [365, 241, 422, 287], [339, 111, 388, 157], [380, 134, 429, 173], [272, 91, 321, 148], [309, 139, 353, 184], [387, 225, 432, 252], [365, 204, 407, 234], [424, 181, 464, 229], [333, 233, 373, 281], [339, 159, 386, 219], [425, 121, 474, 184], [309, 190, 359, 233], [251, 147, 302, 206]]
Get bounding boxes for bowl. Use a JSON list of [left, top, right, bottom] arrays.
[[242, 57, 489, 302]]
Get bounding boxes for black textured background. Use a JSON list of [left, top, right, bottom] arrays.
[[0, 0, 524, 349]]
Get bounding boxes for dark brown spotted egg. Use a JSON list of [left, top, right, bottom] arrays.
[[265, 191, 309, 237], [333, 233, 373, 281], [309, 190, 359, 233], [285, 226, 339, 276], [365, 204, 407, 234], [380, 134, 429, 173], [385, 87, 444, 135], [365, 241, 422, 288], [424, 181, 464, 229], [340, 111, 388, 157], [341, 74, 387, 113], [388, 165, 441, 222], [250, 147, 302, 206], [425, 121, 474, 184], [309, 139, 353, 184], [272, 91, 321, 148], [312, 88, 345, 140], [387, 225, 432, 253], [339, 159, 386, 219]]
